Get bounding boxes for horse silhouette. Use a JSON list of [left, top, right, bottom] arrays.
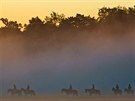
[[124, 89, 134, 95], [7, 88, 22, 96], [85, 89, 100, 95], [61, 84, 78, 96], [85, 84, 101, 96], [21, 88, 36, 96], [61, 88, 78, 96], [124, 84, 134, 95], [112, 85, 122, 95], [61, 85, 78, 96]]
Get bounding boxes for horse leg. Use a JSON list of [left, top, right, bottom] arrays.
[[89, 93, 91, 96], [73, 93, 74, 96], [90, 92, 93, 96], [11, 93, 14, 96], [120, 92, 122, 95], [76, 93, 78, 96], [25, 93, 27, 96]]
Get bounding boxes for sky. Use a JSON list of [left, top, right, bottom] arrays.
[[0, 0, 135, 26]]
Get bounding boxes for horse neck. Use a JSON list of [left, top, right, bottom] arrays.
[[62, 88, 67, 91]]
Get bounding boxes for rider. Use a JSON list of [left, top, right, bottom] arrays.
[[128, 84, 132, 90], [13, 84, 17, 90], [116, 84, 119, 90], [69, 84, 72, 90], [92, 84, 95, 89], [27, 85, 30, 90]]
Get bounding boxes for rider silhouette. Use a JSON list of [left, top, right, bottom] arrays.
[[116, 84, 119, 90], [13, 84, 16, 89], [27, 85, 30, 90], [128, 84, 132, 90], [92, 84, 95, 89], [69, 84, 72, 90]]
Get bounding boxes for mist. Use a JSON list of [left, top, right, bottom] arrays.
[[0, 29, 134, 95], [0, 6, 135, 96]]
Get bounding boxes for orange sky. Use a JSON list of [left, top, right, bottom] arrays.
[[0, 0, 135, 26]]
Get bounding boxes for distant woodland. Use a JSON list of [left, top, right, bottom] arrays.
[[0, 6, 135, 48]]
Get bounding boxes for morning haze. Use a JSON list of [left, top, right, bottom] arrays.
[[0, 1, 135, 101]]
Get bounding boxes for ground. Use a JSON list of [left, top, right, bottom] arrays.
[[1, 96, 135, 101]]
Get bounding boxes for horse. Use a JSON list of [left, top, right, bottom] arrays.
[[21, 88, 36, 96], [124, 89, 134, 95], [61, 88, 78, 96], [7, 88, 22, 96], [112, 87, 122, 95], [85, 88, 101, 96]]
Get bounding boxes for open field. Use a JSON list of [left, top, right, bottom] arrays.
[[1, 96, 135, 101]]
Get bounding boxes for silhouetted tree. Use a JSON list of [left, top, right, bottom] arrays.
[[0, 18, 22, 34], [98, 6, 129, 24], [24, 16, 44, 34], [0, 6, 135, 39], [44, 12, 65, 27], [59, 14, 96, 31], [127, 6, 135, 25]]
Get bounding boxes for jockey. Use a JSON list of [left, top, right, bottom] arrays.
[[128, 84, 132, 90], [27, 85, 30, 90], [69, 84, 72, 90], [13, 84, 17, 89], [116, 84, 119, 90], [92, 84, 95, 89]]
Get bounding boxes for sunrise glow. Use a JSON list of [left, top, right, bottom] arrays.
[[0, 0, 135, 26]]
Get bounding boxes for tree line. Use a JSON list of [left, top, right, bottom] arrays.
[[0, 6, 135, 38]]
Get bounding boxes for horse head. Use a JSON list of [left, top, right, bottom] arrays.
[[112, 87, 115, 91]]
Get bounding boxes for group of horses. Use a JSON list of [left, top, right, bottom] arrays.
[[112, 84, 134, 95], [61, 84, 101, 96], [7, 85, 36, 96], [61, 84, 135, 96], [7, 84, 135, 96]]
